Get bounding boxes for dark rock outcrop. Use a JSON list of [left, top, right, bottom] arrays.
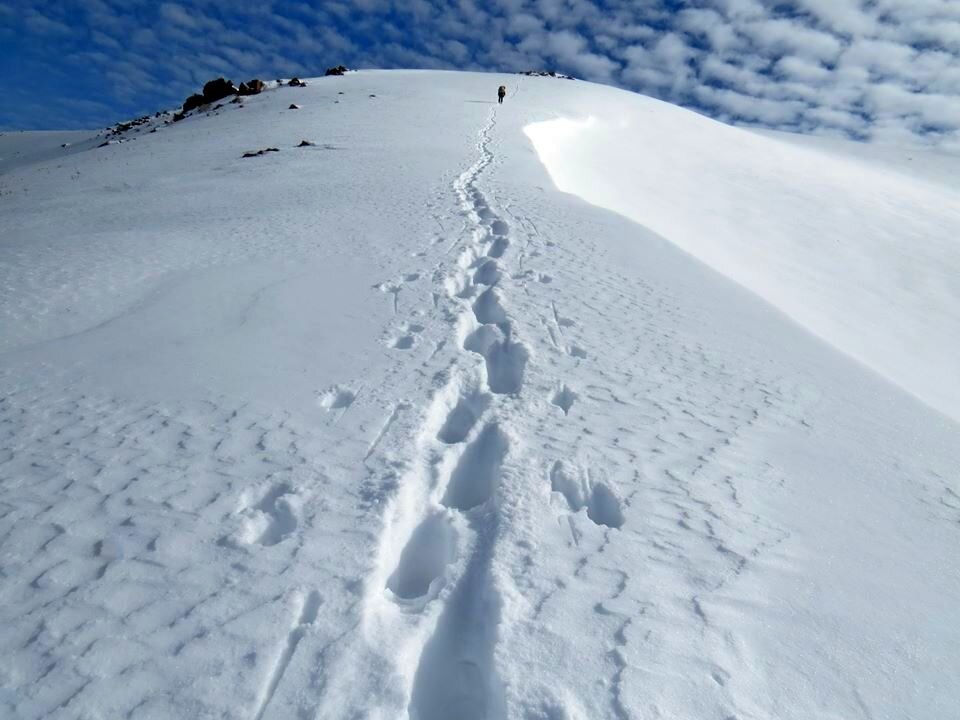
[[181, 93, 206, 113], [238, 78, 265, 96], [242, 147, 280, 158], [178, 77, 241, 118], [202, 77, 239, 103], [521, 70, 574, 79], [288, 77, 306, 87], [325, 65, 348, 76]]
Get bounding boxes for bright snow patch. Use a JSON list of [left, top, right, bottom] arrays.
[[524, 104, 960, 423]]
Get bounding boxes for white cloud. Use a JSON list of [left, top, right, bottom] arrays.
[[5, 0, 960, 146]]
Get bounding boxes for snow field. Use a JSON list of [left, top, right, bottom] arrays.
[[1, 70, 958, 719]]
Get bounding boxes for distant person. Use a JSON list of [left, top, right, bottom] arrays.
[[498, 85, 506, 104]]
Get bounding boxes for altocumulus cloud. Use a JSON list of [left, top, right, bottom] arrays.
[[1, 0, 958, 147]]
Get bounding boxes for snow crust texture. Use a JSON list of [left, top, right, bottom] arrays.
[[1, 70, 959, 720]]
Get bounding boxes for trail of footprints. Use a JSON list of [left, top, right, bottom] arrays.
[[372, 109, 623, 718]]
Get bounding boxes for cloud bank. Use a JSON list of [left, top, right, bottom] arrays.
[[1, 0, 958, 147]]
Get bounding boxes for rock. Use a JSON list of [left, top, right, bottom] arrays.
[[181, 93, 206, 113], [297, 140, 315, 147], [289, 103, 301, 110], [325, 65, 348, 76], [288, 77, 306, 87], [238, 78, 265, 96], [178, 77, 240, 117], [242, 147, 280, 158], [202, 77, 239, 103], [521, 70, 574, 79]]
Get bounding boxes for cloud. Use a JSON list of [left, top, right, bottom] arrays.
[[24, 11, 72, 35], [1, 0, 958, 147]]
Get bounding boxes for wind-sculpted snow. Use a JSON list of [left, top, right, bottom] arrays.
[[1, 70, 959, 720], [524, 108, 960, 423]]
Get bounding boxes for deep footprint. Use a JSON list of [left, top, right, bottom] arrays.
[[487, 236, 510, 259], [442, 423, 508, 511], [550, 461, 584, 511], [464, 326, 528, 395], [587, 483, 624, 529], [472, 287, 508, 326], [490, 219, 509, 236], [473, 260, 501, 286], [387, 512, 458, 600], [437, 391, 491, 444]]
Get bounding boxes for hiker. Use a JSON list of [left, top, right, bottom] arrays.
[[498, 85, 506, 104]]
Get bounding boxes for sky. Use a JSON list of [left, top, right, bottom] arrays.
[[1, 0, 959, 147]]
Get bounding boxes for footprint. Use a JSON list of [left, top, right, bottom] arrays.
[[390, 322, 424, 350], [464, 326, 529, 395], [587, 483, 624, 529], [490, 219, 509, 236], [318, 385, 356, 410], [404, 273, 421, 282], [472, 287, 508, 326], [229, 484, 301, 547], [487, 236, 510, 259], [437, 391, 491, 444], [255, 484, 300, 545], [473, 260, 501, 286], [548, 462, 624, 529], [551, 385, 577, 415], [300, 590, 323, 624], [550, 461, 585, 511], [387, 512, 458, 601], [442, 424, 508, 511], [568, 344, 588, 359]]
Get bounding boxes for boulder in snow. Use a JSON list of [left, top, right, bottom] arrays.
[[241, 147, 280, 158], [238, 79, 265, 96], [181, 93, 206, 114], [202, 78, 239, 104], [288, 77, 306, 87], [325, 65, 348, 76]]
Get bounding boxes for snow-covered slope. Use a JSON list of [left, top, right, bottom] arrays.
[[524, 101, 960, 423], [1, 70, 958, 720]]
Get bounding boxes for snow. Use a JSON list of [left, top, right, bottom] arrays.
[[1, 69, 958, 720], [523, 100, 960, 424]]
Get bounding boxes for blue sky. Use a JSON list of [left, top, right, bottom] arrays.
[[2, 0, 959, 146]]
